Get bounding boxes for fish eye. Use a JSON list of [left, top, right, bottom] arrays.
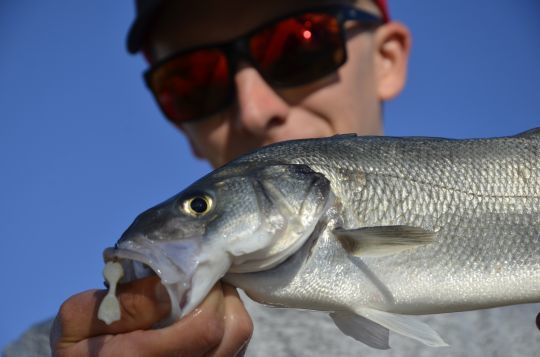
[[183, 195, 213, 217]]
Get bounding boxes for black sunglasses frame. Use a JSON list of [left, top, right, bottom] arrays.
[[144, 4, 383, 123]]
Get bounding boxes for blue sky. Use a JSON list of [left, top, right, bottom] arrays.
[[1, 0, 539, 349]]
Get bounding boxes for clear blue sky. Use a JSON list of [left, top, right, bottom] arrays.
[[1, 0, 539, 349]]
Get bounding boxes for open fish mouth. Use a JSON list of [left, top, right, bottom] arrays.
[[103, 235, 199, 320]]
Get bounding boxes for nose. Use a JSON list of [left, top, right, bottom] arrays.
[[233, 64, 290, 136]]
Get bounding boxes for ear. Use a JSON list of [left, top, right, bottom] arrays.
[[373, 22, 411, 100]]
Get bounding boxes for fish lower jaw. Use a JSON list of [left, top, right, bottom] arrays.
[[162, 281, 191, 320]]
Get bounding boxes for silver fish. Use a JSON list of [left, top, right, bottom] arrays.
[[103, 128, 540, 349]]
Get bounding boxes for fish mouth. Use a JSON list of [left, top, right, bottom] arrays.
[[103, 235, 199, 321]]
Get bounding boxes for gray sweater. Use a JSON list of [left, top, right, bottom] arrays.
[[5, 298, 540, 356]]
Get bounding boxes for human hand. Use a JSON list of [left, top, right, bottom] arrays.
[[50, 277, 253, 356]]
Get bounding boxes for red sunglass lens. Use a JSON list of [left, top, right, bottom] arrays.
[[249, 12, 344, 86], [148, 49, 230, 123]]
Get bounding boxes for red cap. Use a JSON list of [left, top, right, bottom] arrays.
[[374, 0, 390, 22]]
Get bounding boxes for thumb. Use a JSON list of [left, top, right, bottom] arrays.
[[51, 276, 171, 348]]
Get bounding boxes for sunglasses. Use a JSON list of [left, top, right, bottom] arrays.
[[144, 5, 383, 124]]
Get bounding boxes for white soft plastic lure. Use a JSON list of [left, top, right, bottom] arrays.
[[100, 129, 540, 349], [97, 261, 124, 325]]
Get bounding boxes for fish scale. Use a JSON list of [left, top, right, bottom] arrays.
[[238, 135, 540, 197], [227, 131, 539, 324], [102, 128, 540, 348]]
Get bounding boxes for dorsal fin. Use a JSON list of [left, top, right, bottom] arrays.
[[332, 133, 357, 139], [515, 127, 540, 139]]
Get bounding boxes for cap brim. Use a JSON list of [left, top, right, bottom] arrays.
[[126, 0, 163, 54], [126, 0, 390, 54]]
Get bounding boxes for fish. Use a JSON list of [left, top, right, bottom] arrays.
[[100, 128, 540, 349]]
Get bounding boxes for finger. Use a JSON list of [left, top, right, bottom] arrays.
[[536, 312, 540, 330], [206, 283, 253, 357], [52, 275, 171, 348], [101, 282, 227, 356]]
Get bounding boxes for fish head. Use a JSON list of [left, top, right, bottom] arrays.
[[103, 163, 332, 319]]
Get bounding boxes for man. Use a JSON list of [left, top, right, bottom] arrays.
[[6, 0, 539, 356]]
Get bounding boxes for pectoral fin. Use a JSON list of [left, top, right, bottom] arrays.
[[334, 225, 435, 257], [330, 311, 390, 349], [355, 307, 448, 347]]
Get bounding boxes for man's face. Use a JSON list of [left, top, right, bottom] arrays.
[[146, 0, 409, 168]]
